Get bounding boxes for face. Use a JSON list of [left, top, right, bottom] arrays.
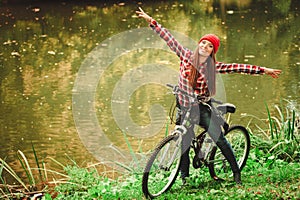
[[198, 40, 214, 57]]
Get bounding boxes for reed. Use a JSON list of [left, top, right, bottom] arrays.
[[0, 144, 69, 199], [0, 159, 10, 196], [247, 100, 299, 162]]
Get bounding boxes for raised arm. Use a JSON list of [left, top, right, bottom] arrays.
[[136, 7, 190, 59]]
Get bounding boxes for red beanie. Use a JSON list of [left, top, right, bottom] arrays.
[[199, 34, 220, 54]]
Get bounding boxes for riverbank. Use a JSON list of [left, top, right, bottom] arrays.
[[1, 151, 299, 199]]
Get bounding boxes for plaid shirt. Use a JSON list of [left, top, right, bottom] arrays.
[[150, 20, 265, 108]]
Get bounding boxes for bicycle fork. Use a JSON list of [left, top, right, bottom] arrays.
[[158, 127, 185, 171]]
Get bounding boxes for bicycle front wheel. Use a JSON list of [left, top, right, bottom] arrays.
[[142, 134, 181, 199], [208, 125, 250, 181]]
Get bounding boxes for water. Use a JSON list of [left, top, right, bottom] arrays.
[[0, 0, 299, 181]]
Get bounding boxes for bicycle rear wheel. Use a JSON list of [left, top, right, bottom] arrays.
[[208, 125, 250, 181], [142, 134, 181, 199]]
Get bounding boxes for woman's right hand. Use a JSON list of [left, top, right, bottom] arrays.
[[136, 7, 152, 23], [264, 67, 282, 78]]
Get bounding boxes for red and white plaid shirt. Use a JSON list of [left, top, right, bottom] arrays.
[[150, 20, 265, 108]]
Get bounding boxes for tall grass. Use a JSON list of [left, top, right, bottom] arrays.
[[0, 144, 69, 199], [247, 100, 299, 163], [115, 117, 172, 174]]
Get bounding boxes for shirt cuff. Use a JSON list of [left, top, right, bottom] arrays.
[[149, 19, 157, 28]]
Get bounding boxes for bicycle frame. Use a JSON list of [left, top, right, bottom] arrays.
[[159, 134, 182, 170], [167, 84, 230, 167]]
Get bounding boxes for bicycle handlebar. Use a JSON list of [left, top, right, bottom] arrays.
[[166, 83, 196, 100], [166, 83, 223, 105]]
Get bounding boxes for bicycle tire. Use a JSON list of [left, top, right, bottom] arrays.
[[208, 125, 250, 181], [142, 134, 181, 199]]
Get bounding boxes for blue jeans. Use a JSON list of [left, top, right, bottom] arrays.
[[176, 101, 240, 179]]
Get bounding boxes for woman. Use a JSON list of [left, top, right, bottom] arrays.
[[136, 7, 281, 185]]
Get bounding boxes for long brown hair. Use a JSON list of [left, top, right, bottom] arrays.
[[188, 46, 216, 96]]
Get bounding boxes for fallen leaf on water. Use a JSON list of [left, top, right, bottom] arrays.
[[11, 51, 20, 56], [48, 51, 56, 55]]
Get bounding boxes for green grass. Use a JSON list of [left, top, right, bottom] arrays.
[[1, 101, 299, 199], [175, 157, 299, 199], [39, 151, 300, 199], [245, 100, 300, 163], [1, 148, 299, 200]]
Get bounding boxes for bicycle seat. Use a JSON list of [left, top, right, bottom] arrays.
[[216, 103, 236, 114]]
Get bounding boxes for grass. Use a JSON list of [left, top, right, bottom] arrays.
[[41, 152, 300, 199], [0, 145, 69, 199], [1, 100, 299, 199], [0, 144, 49, 199], [245, 99, 300, 163], [160, 157, 300, 200], [0, 154, 299, 200]]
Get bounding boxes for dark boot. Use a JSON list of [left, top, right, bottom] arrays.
[[181, 177, 187, 187], [234, 171, 242, 185], [179, 125, 194, 180], [216, 137, 242, 185]]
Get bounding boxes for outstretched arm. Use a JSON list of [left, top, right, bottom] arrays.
[[216, 62, 282, 78]]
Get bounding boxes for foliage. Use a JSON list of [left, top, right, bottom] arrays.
[[49, 105, 300, 199], [248, 100, 300, 163], [54, 166, 117, 199], [49, 151, 299, 200], [0, 144, 49, 199], [1, 101, 300, 199], [52, 164, 145, 199], [1, 132, 300, 199], [0, 144, 68, 200], [44, 144, 300, 200]]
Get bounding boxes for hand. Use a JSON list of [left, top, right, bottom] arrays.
[[136, 7, 152, 23], [264, 68, 282, 78]]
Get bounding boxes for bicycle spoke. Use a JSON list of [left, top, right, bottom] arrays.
[[208, 125, 250, 181], [142, 134, 181, 198]]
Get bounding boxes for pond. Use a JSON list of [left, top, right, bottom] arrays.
[[0, 0, 299, 181]]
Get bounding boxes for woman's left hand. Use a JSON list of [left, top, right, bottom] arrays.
[[264, 68, 282, 78]]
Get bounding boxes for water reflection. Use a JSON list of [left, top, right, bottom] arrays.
[[0, 0, 299, 180]]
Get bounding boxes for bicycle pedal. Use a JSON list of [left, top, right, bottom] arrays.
[[192, 157, 203, 169]]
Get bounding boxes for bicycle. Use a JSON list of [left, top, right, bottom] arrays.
[[142, 84, 250, 199]]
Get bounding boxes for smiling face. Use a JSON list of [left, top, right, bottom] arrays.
[[198, 40, 214, 57]]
